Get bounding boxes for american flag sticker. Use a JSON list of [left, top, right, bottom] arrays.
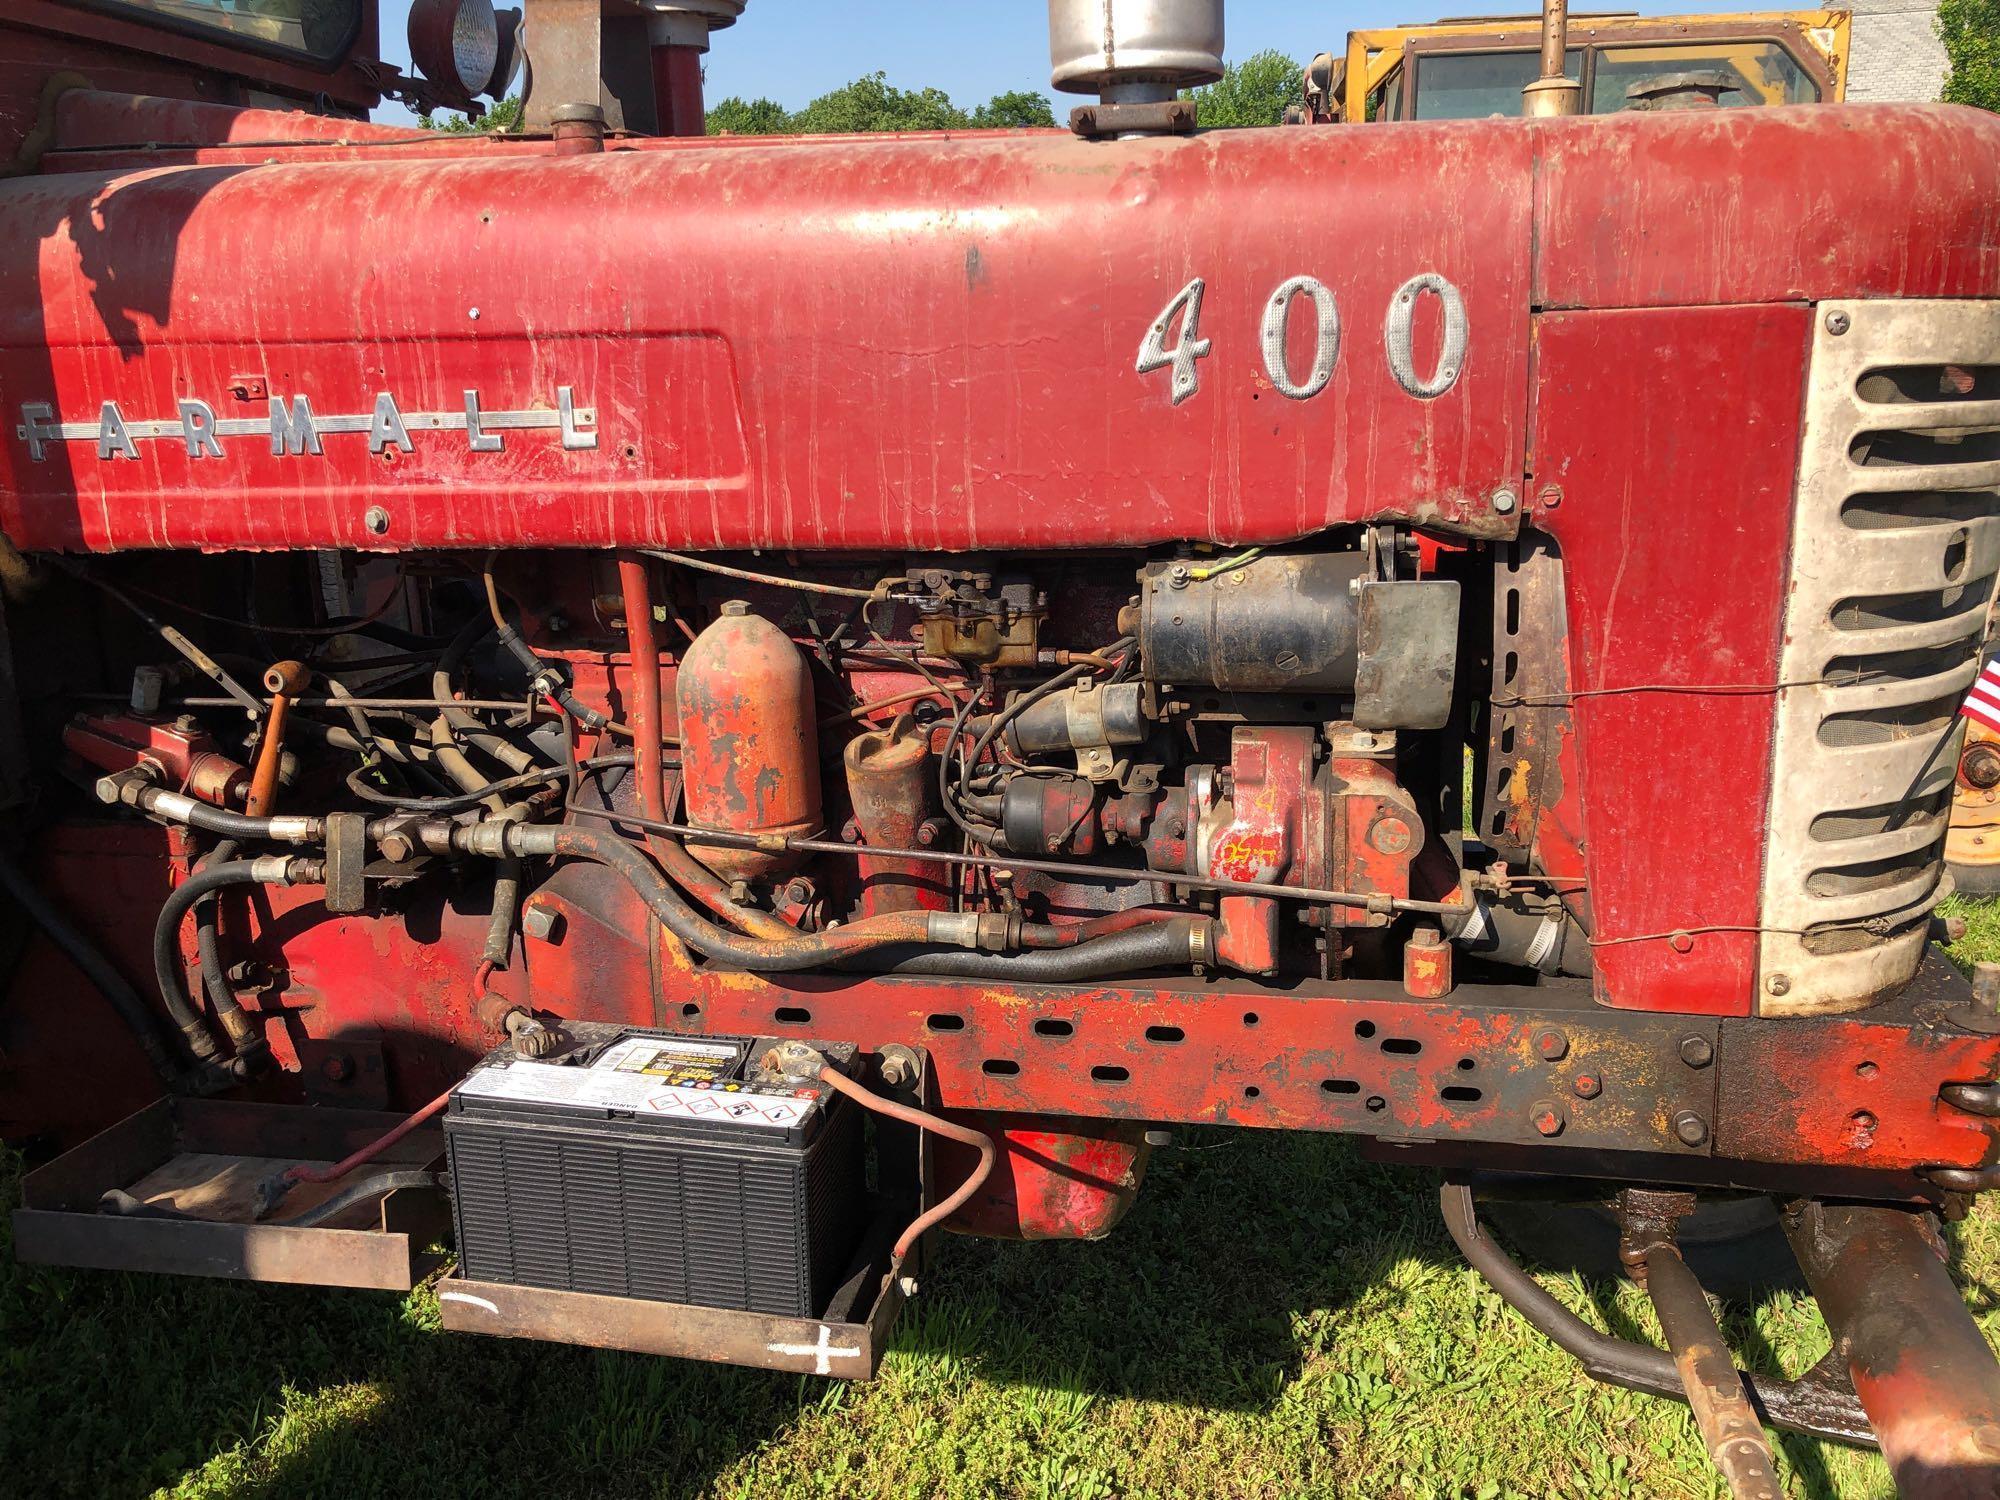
[[1964, 658, 2000, 732]]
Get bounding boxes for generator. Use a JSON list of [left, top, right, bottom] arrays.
[[445, 1026, 866, 1318]]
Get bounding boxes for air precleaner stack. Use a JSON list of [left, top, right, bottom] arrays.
[[444, 1024, 865, 1318]]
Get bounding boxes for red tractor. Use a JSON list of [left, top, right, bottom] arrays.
[[1, 2, 1997, 1493]]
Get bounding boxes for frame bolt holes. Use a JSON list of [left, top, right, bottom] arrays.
[[1672, 1110, 1710, 1147], [1530, 1100, 1566, 1137], [363, 506, 391, 536], [1848, 1110, 1878, 1147], [1571, 1073, 1602, 1100], [1765, 973, 1791, 997], [1533, 1029, 1569, 1062], [1855, 1060, 1879, 1080], [1825, 309, 1851, 336], [1677, 1035, 1714, 1069], [1491, 487, 1518, 515]]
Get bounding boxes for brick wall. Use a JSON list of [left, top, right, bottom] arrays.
[[1845, 0, 1950, 102]]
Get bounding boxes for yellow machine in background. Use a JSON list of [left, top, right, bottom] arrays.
[[1301, 10, 1850, 122]]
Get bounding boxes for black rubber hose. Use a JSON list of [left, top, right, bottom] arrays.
[[434, 617, 540, 776], [153, 860, 297, 1069], [486, 823, 1208, 978], [1439, 1183, 1875, 1448], [0, 843, 183, 1087], [190, 839, 270, 1071], [853, 919, 1207, 981]]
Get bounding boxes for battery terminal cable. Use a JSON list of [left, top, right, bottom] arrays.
[[809, 1063, 997, 1272]]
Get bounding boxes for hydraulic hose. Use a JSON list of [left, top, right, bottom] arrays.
[[189, 838, 269, 1070], [815, 1064, 997, 1268], [462, 821, 1005, 971], [859, 918, 1209, 980], [434, 615, 540, 777], [1018, 906, 1191, 948], [0, 843, 183, 1088], [446, 820, 1215, 977], [153, 856, 316, 1070]]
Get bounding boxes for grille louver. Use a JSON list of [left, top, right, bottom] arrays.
[[1759, 302, 2000, 1014]]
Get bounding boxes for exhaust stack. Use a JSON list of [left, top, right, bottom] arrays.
[[1048, 0, 1223, 136]]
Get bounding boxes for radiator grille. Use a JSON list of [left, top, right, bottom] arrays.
[[1759, 301, 2000, 1014]]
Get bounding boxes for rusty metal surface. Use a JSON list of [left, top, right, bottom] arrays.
[[1622, 1191, 1783, 1500], [436, 1268, 905, 1379], [13, 1097, 445, 1289], [1784, 1199, 2000, 1497], [1716, 950, 2000, 1174]]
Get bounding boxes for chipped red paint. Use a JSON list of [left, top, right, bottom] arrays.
[[939, 1114, 1152, 1242]]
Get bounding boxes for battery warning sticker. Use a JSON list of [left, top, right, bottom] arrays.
[[600, 1036, 741, 1086], [455, 1037, 813, 1130]]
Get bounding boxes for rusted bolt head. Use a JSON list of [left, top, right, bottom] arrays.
[[1538, 484, 1563, 510], [915, 821, 940, 847], [1825, 309, 1851, 336], [376, 830, 415, 863], [1672, 1110, 1710, 1147], [1531, 1101, 1567, 1137], [1167, 562, 1192, 588], [784, 878, 814, 905], [320, 1053, 354, 1083], [1765, 973, 1791, 997], [1572, 1073, 1602, 1100], [363, 505, 390, 535], [521, 902, 560, 943], [1369, 816, 1414, 856], [1678, 1035, 1714, 1069], [1534, 1029, 1569, 1062]]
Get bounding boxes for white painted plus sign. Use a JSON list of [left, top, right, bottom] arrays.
[[768, 1323, 862, 1377]]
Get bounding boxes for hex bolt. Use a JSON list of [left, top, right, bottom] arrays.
[[1534, 1029, 1569, 1062], [1531, 1101, 1567, 1137], [1825, 309, 1851, 336], [1167, 563, 1192, 589], [376, 831, 415, 863], [1672, 1110, 1711, 1147], [1678, 1035, 1714, 1069], [1572, 1073, 1602, 1100], [320, 1053, 354, 1083], [363, 505, 390, 535], [521, 903, 560, 943], [877, 1053, 915, 1089], [1492, 488, 1519, 514], [1765, 973, 1791, 997]]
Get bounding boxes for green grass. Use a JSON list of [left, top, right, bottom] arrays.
[[7, 918, 2000, 1499]]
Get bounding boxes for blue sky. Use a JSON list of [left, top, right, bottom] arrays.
[[374, 0, 1756, 124]]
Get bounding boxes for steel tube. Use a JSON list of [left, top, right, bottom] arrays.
[[1439, 1184, 1875, 1446], [1784, 1201, 2000, 1498], [1642, 1244, 1782, 1500]]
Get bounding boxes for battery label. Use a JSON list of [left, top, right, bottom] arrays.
[[600, 1036, 742, 1086], [456, 1037, 815, 1131]]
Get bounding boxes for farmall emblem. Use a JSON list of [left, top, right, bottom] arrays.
[[13, 386, 597, 461]]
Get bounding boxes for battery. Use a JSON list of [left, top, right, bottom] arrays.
[[444, 1023, 866, 1318]]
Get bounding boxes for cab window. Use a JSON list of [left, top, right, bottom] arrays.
[[77, 0, 363, 62], [1411, 49, 1582, 120], [1591, 42, 1819, 110]]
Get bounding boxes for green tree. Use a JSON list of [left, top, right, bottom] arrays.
[[419, 95, 523, 133], [705, 95, 793, 135], [1183, 50, 1304, 128], [970, 89, 1058, 128], [790, 72, 969, 133], [1940, 0, 2000, 110]]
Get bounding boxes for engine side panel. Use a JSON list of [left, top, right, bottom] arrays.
[[1534, 302, 1813, 1015]]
